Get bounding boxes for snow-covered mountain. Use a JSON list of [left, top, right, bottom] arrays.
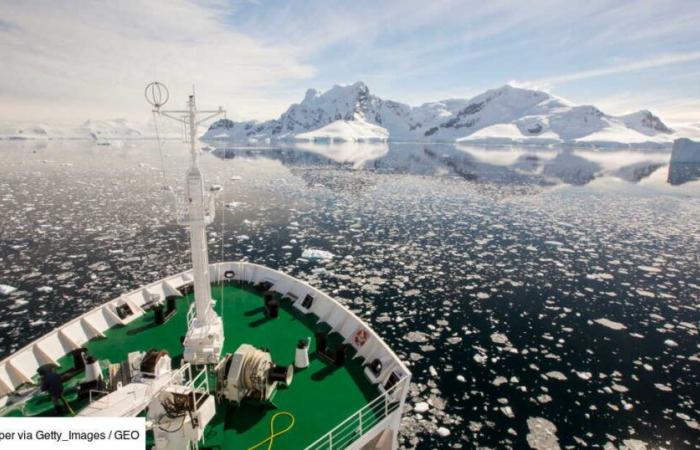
[[0, 118, 183, 141], [202, 83, 699, 147], [4, 83, 698, 147]]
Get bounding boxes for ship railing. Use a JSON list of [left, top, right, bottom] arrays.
[[88, 389, 111, 404], [305, 376, 408, 450], [186, 303, 196, 328], [168, 363, 210, 412]]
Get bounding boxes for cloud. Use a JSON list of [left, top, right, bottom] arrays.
[[0, 0, 315, 123], [2, 0, 700, 124], [590, 92, 700, 125], [530, 51, 700, 86]]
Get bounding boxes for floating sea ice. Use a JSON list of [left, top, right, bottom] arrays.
[[545, 371, 567, 381], [620, 439, 648, 450], [473, 353, 487, 364], [594, 318, 627, 330], [677, 414, 700, 430], [436, 427, 450, 437], [586, 273, 614, 281], [301, 249, 334, 261], [404, 331, 429, 343], [413, 402, 430, 413], [663, 339, 678, 347], [456, 375, 466, 382], [654, 383, 672, 392], [536, 394, 552, 404], [490, 332, 509, 345], [36, 286, 53, 293], [526, 417, 560, 450], [493, 376, 508, 386], [501, 406, 515, 418], [575, 371, 592, 381], [637, 266, 661, 273], [0, 284, 17, 295]]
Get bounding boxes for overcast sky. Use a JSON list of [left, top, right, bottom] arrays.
[[2, 0, 700, 125]]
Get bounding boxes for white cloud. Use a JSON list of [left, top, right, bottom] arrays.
[[2, 0, 700, 125], [590, 92, 700, 125], [530, 51, 700, 86], [0, 0, 315, 123]]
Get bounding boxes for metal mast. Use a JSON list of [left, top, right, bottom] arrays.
[[145, 82, 225, 365]]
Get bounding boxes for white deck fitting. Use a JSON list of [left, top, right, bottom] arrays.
[[78, 372, 173, 418]]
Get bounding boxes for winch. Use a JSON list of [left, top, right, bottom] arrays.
[[216, 344, 293, 404]]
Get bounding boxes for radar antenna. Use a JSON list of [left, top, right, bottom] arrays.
[[145, 82, 170, 109]]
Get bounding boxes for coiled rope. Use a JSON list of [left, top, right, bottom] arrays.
[[246, 411, 295, 450]]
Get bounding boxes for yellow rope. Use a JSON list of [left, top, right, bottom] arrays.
[[247, 411, 295, 450], [60, 395, 76, 416]]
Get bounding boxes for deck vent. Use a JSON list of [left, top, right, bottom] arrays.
[[315, 332, 328, 354], [178, 282, 194, 296], [301, 294, 314, 309], [115, 303, 133, 319], [155, 296, 178, 324], [368, 358, 383, 377], [385, 371, 400, 390], [264, 294, 280, 318], [315, 333, 348, 367], [333, 345, 347, 366], [257, 281, 274, 292], [71, 348, 88, 370]]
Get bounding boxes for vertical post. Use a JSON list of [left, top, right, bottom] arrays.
[[358, 408, 363, 435], [389, 376, 411, 450], [185, 93, 214, 322], [147, 83, 224, 366]]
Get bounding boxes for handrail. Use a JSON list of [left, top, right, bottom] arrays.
[[186, 303, 196, 328], [304, 376, 407, 450], [88, 389, 111, 403]]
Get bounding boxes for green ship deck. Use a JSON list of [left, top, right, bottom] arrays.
[[2, 283, 380, 449]]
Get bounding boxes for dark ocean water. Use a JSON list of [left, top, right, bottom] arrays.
[[0, 140, 699, 449]]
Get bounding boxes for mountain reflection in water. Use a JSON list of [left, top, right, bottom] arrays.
[[210, 142, 699, 189]]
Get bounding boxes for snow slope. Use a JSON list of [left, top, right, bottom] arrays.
[[203, 83, 699, 147], [295, 115, 389, 142]]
